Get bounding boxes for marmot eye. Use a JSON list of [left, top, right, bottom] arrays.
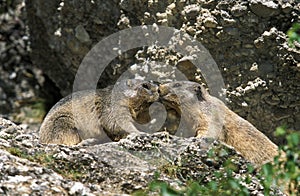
[[194, 86, 204, 101], [173, 83, 181, 87], [142, 83, 151, 90], [194, 86, 200, 91]]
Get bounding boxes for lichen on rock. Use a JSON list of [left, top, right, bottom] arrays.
[[0, 117, 286, 195]]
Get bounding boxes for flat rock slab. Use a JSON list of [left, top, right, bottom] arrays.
[[0, 117, 285, 195]]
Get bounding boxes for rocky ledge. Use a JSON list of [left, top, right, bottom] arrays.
[[0, 117, 285, 195]]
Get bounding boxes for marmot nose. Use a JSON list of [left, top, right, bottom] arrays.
[[142, 83, 150, 90], [158, 84, 168, 96], [142, 83, 158, 93]]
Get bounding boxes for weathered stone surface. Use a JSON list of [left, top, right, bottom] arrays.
[[0, 117, 286, 195], [25, 0, 300, 145], [0, 1, 62, 125], [26, 0, 121, 96], [250, 0, 280, 18], [0, 1, 297, 194]]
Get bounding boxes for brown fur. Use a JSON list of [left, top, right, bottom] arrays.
[[39, 79, 159, 145], [159, 81, 279, 167]]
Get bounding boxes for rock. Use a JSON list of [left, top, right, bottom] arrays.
[[203, 17, 218, 28], [2, 0, 299, 151], [75, 25, 91, 44], [250, 0, 280, 18], [0, 1, 61, 125], [0, 117, 286, 195], [282, 3, 293, 14], [182, 4, 200, 20], [231, 4, 248, 17], [26, 0, 121, 96]]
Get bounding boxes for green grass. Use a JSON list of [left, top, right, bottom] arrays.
[[260, 127, 300, 195], [287, 23, 300, 47], [7, 147, 54, 163], [6, 147, 85, 180]]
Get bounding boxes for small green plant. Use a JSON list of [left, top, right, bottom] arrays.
[[287, 23, 300, 47], [62, 169, 84, 180], [7, 147, 27, 158], [13, 98, 47, 124], [260, 127, 300, 195], [134, 168, 252, 195], [6, 147, 55, 165], [137, 127, 299, 195], [6, 147, 84, 180]]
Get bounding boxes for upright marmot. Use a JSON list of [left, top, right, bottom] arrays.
[[39, 79, 159, 145], [159, 81, 279, 167]]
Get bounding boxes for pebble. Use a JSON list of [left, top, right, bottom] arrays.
[[182, 4, 200, 20], [203, 17, 218, 28], [69, 182, 86, 195], [75, 25, 91, 43], [231, 4, 247, 17]]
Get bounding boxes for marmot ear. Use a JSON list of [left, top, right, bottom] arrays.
[[194, 85, 204, 101], [126, 79, 135, 87]]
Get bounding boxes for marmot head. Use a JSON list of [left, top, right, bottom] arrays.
[[123, 79, 159, 103], [111, 79, 159, 116], [159, 81, 208, 112]]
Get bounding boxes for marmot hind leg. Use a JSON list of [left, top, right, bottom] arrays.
[[39, 116, 82, 145]]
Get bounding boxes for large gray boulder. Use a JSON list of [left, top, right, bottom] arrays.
[[25, 0, 300, 144], [0, 117, 285, 195]]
